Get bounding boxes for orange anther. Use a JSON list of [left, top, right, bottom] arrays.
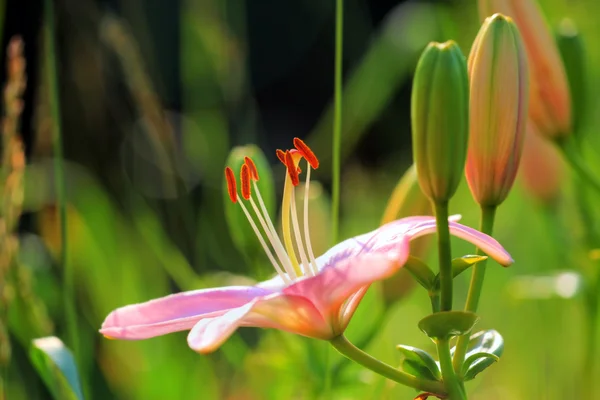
[[284, 151, 300, 186], [244, 156, 259, 181], [241, 163, 252, 200], [225, 167, 238, 203], [276, 149, 286, 165], [293, 138, 319, 169]]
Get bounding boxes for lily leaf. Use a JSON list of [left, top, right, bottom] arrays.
[[463, 352, 500, 381], [404, 256, 436, 290], [29, 336, 84, 400], [452, 329, 504, 381], [451, 255, 488, 278], [432, 255, 488, 290], [418, 311, 479, 340], [396, 345, 441, 381]]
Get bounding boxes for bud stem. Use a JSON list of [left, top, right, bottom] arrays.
[[433, 201, 453, 312], [330, 335, 447, 395], [452, 205, 497, 375]]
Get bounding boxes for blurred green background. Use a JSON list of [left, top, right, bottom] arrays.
[[4, 0, 600, 398]]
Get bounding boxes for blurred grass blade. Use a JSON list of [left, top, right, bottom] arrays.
[[307, 2, 438, 175], [29, 337, 84, 400], [43, 0, 77, 362]]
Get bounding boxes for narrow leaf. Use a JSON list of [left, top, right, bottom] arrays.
[[29, 336, 84, 400], [462, 352, 500, 381], [396, 345, 441, 381], [404, 256, 436, 290]]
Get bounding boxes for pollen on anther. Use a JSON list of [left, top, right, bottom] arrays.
[[225, 167, 238, 203], [293, 138, 319, 169], [244, 157, 259, 181], [276, 149, 286, 165], [241, 163, 252, 200], [284, 151, 300, 186]]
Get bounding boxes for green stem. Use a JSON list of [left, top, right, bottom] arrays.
[[429, 292, 440, 313], [44, 0, 78, 361], [452, 205, 496, 374], [557, 138, 600, 196], [330, 335, 446, 395], [437, 338, 466, 400], [331, 0, 343, 244], [434, 201, 452, 312]]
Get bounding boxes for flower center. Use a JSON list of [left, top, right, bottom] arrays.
[[224, 138, 320, 284]]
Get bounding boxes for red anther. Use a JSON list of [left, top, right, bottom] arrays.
[[276, 149, 286, 165], [293, 138, 319, 169], [225, 167, 238, 203], [284, 151, 300, 186], [244, 156, 259, 181], [241, 164, 252, 200]]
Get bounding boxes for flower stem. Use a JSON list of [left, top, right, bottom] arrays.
[[452, 205, 496, 374], [437, 338, 466, 400], [433, 201, 453, 312], [331, 0, 343, 244], [44, 0, 78, 362], [330, 335, 446, 395]]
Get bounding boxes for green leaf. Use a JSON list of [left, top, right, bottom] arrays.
[[396, 345, 441, 381], [418, 311, 479, 340], [404, 256, 436, 290], [29, 337, 84, 400], [451, 255, 487, 278], [462, 352, 500, 381], [452, 330, 504, 381], [432, 255, 488, 290]]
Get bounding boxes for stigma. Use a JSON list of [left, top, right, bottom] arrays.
[[224, 138, 320, 284]]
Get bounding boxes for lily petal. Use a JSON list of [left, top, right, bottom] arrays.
[[187, 294, 330, 353], [317, 216, 438, 270], [100, 286, 271, 340], [408, 221, 514, 266], [284, 252, 404, 327]]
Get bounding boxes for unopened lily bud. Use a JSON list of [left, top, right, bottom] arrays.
[[411, 41, 469, 203], [224, 145, 275, 265], [466, 14, 529, 207], [478, 0, 571, 139], [556, 19, 587, 136], [519, 122, 564, 206]]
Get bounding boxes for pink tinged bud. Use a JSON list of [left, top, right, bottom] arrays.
[[478, 0, 571, 139], [466, 13, 529, 207], [519, 122, 564, 205]]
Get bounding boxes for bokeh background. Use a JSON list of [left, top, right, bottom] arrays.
[[4, 0, 600, 398]]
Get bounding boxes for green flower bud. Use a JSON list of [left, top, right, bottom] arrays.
[[556, 19, 587, 136], [411, 41, 469, 203]]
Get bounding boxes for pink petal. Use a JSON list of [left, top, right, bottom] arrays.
[[284, 252, 405, 333], [187, 294, 330, 353], [316, 216, 513, 270], [407, 221, 514, 266], [317, 216, 437, 270], [100, 286, 271, 340]]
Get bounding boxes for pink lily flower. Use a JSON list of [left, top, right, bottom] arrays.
[[100, 139, 513, 354]]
